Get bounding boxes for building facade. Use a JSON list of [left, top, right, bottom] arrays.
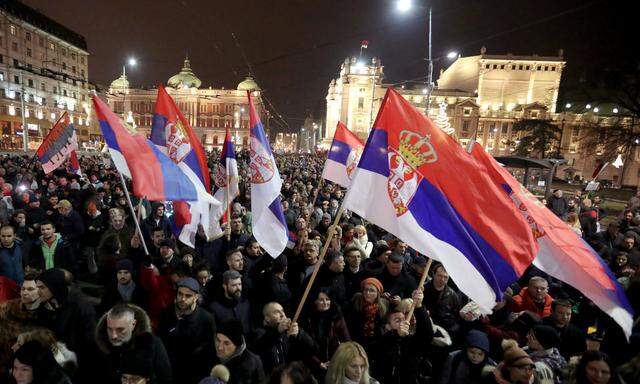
[[0, 0, 93, 150], [325, 48, 640, 187], [106, 58, 266, 152]]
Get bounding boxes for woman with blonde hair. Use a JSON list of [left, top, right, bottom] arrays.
[[325, 341, 378, 384], [566, 212, 582, 236]]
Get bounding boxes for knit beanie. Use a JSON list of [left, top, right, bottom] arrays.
[[115, 259, 134, 273], [361, 277, 383, 294], [466, 329, 490, 353], [217, 319, 244, 348], [502, 339, 534, 367], [37, 268, 68, 302], [532, 325, 560, 349]]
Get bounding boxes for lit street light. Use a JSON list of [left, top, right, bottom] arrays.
[[397, 0, 412, 12], [447, 51, 459, 59], [128, 57, 137, 67]]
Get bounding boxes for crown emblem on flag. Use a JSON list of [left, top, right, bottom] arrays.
[[397, 130, 438, 169]]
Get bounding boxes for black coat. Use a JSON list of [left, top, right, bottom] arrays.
[[157, 306, 216, 384], [95, 304, 172, 384], [26, 236, 76, 275], [210, 345, 265, 384], [546, 196, 568, 219], [369, 307, 434, 384], [208, 295, 252, 336], [57, 210, 85, 244], [251, 326, 317, 374], [97, 282, 150, 315], [373, 268, 418, 299]]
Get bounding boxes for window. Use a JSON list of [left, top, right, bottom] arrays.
[[551, 66, 556, 71], [485, 64, 490, 69], [511, 64, 516, 70], [25, 32, 31, 41], [26, 48, 32, 57], [0, 55, 2, 64], [28, 79, 33, 87], [544, 66, 549, 71], [11, 42, 18, 52], [80, 69, 85, 77], [492, 64, 498, 69], [463, 107, 472, 116], [63, 89, 67, 97], [41, 83, 45, 91], [53, 86, 57, 94], [462, 120, 470, 133], [71, 53, 76, 60], [530, 110, 539, 119], [61, 48, 67, 57], [80, 56, 85, 64], [62, 63, 67, 70], [14, 75, 20, 84], [526, 65, 530, 70], [9, 25, 16, 35], [518, 65, 523, 70], [39, 37, 44, 47], [501, 122, 508, 134], [500, 64, 505, 69], [49, 42, 55, 50], [13, 58, 19, 67], [537, 66, 541, 71], [358, 97, 364, 110]]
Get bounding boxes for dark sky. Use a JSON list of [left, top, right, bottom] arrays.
[[23, 0, 634, 132]]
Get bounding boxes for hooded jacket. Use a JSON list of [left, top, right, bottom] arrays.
[[95, 304, 172, 384], [439, 330, 496, 384]]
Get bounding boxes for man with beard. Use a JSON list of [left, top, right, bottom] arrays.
[[209, 270, 251, 336], [98, 259, 149, 315], [95, 303, 172, 384], [157, 278, 216, 384]]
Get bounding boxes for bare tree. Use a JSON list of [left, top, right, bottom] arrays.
[[511, 119, 563, 159]]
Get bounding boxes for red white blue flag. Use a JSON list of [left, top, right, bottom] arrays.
[[322, 121, 364, 188], [36, 112, 78, 174], [151, 85, 222, 246], [343, 88, 538, 311], [248, 91, 288, 258], [91, 93, 199, 201], [211, 127, 239, 230], [470, 142, 634, 337]]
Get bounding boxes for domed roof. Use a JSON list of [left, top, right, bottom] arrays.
[[167, 57, 201, 89], [237, 76, 260, 91], [109, 67, 129, 90]]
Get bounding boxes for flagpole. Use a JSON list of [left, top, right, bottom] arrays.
[[292, 203, 346, 323], [405, 257, 433, 322], [226, 173, 232, 241], [311, 178, 324, 207], [118, 171, 149, 255]]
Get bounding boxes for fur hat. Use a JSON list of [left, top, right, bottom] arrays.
[[502, 339, 534, 367]]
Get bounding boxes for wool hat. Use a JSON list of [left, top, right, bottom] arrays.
[[532, 325, 560, 349], [466, 329, 490, 353], [502, 339, 534, 367], [115, 259, 134, 273], [217, 319, 244, 347], [176, 277, 200, 294], [37, 268, 69, 302], [119, 350, 154, 378], [361, 277, 383, 294]]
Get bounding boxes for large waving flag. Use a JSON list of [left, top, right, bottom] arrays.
[[470, 142, 634, 337], [248, 91, 288, 257], [36, 112, 78, 174], [91, 93, 198, 202], [69, 150, 81, 176], [211, 127, 239, 231], [343, 88, 538, 311], [150, 85, 222, 246], [322, 121, 365, 188]]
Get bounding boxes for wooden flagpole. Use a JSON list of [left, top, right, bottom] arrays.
[[118, 171, 149, 255], [406, 258, 433, 322]]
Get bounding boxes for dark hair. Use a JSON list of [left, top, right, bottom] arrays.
[[225, 247, 243, 261], [39, 219, 55, 228], [575, 350, 620, 384], [13, 340, 68, 384], [272, 254, 288, 274], [551, 299, 573, 312], [151, 226, 164, 234], [268, 361, 315, 384], [372, 244, 390, 260], [193, 262, 211, 275]]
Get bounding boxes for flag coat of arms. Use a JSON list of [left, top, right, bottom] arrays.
[[36, 112, 78, 174], [150, 85, 222, 246], [248, 91, 288, 258], [322, 121, 365, 188], [342, 88, 538, 311], [91, 93, 199, 202], [470, 142, 634, 337], [211, 127, 239, 230]]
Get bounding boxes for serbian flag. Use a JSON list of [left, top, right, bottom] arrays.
[[211, 127, 239, 231], [91, 93, 198, 202], [69, 150, 81, 176], [248, 91, 288, 258], [470, 142, 634, 337], [343, 88, 538, 311], [322, 122, 364, 188], [151, 85, 222, 246], [36, 112, 78, 174]]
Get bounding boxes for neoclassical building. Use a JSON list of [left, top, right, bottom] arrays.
[[106, 58, 266, 151], [324, 48, 640, 187]]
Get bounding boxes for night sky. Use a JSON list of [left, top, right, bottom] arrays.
[[23, 0, 634, 132]]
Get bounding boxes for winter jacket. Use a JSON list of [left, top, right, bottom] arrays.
[[438, 350, 496, 384], [541, 317, 586, 360], [82, 211, 107, 247], [94, 304, 172, 384], [209, 342, 265, 384], [546, 196, 568, 219], [369, 306, 434, 384], [97, 281, 150, 315], [26, 235, 76, 274], [301, 308, 351, 369], [371, 268, 418, 299], [527, 347, 567, 384], [251, 325, 317, 374], [424, 282, 463, 338], [0, 241, 24, 284], [0, 298, 40, 378], [511, 287, 553, 317], [157, 306, 216, 384], [57, 209, 85, 244], [345, 294, 389, 347], [208, 295, 252, 336]]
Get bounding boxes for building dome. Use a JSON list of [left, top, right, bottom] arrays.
[[109, 68, 129, 90], [237, 76, 260, 91], [167, 57, 202, 89]]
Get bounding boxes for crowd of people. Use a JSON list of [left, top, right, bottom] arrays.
[[0, 150, 638, 384]]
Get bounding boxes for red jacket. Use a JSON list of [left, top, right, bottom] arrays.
[[139, 266, 175, 329], [511, 287, 552, 317]]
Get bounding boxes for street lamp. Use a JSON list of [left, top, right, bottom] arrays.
[[447, 51, 459, 59], [128, 57, 137, 67], [397, 0, 412, 12]]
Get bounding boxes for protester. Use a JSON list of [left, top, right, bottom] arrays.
[[325, 341, 378, 384], [439, 329, 496, 384], [212, 319, 264, 384], [10, 340, 72, 384], [346, 278, 389, 347]]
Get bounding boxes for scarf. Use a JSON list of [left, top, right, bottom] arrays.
[[117, 281, 136, 302], [362, 301, 378, 339]]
